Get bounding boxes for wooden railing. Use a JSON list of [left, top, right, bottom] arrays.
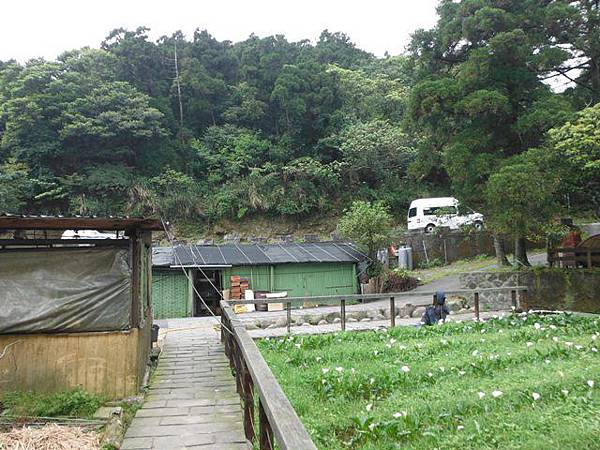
[[229, 287, 529, 332], [548, 247, 600, 268], [220, 300, 318, 450], [220, 286, 527, 449]]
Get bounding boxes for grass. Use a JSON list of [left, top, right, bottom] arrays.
[[413, 254, 497, 284], [0, 387, 103, 419], [258, 313, 600, 449]]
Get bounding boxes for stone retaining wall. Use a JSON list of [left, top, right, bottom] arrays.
[[460, 269, 600, 313]]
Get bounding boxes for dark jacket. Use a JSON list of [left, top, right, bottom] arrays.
[[421, 291, 449, 325]]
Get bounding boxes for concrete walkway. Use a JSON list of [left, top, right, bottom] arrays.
[[122, 318, 250, 450]]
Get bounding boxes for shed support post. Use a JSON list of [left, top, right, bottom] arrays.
[[340, 299, 346, 332], [390, 297, 396, 328]]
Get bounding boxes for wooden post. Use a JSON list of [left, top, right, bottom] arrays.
[[242, 365, 255, 442], [511, 290, 517, 310], [389, 297, 396, 328], [587, 249, 592, 268], [474, 292, 480, 321], [340, 299, 346, 332], [259, 399, 274, 450], [286, 302, 291, 334]]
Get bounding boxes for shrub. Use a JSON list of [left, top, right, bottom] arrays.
[[382, 269, 418, 292]]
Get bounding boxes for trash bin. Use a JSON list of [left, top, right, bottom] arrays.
[[151, 324, 160, 343], [397, 246, 413, 270]]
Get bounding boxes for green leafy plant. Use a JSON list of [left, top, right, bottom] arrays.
[[1, 387, 103, 418]]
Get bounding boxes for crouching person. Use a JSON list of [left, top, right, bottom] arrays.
[[421, 291, 449, 325]]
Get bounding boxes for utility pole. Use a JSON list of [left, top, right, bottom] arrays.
[[174, 41, 184, 144]]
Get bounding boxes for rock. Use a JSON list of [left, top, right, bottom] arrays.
[[325, 312, 341, 322], [400, 303, 416, 317], [458, 308, 471, 314], [309, 314, 324, 325], [266, 323, 277, 329], [317, 319, 328, 326], [260, 320, 273, 329], [360, 317, 372, 322], [245, 322, 258, 330], [412, 307, 426, 318], [94, 406, 122, 420], [446, 299, 464, 313], [374, 314, 385, 321], [366, 310, 379, 319], [274, 318, 288, 328], [401, 315, 411, 319], [333, 317, 341, 323], [347, 317, 358, 322]]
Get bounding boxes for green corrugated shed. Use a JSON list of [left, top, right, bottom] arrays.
[[222, 262, 358, 297], [152, 269, 192, 319]]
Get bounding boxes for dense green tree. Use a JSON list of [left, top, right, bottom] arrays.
[[337, 201, 394, 276], [548, 103, 600, 212]]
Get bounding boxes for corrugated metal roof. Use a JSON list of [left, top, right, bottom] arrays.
[[152, 242, 365, 267], [0, 213, 163, 231]]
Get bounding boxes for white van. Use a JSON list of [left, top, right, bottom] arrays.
[[407, 197, 484, 233]]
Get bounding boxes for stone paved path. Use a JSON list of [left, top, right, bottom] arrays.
[[122, 319, 250, 450]]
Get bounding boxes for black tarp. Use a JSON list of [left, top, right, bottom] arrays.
[[0, 247, 131, 334]]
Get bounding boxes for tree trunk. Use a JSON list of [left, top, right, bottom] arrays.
[[493, 233, 510, 266], [514, 236, 530, 267]]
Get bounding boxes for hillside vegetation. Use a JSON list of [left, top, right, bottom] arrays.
[[1, 1, 599, 242]]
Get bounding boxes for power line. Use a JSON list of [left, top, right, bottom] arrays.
[[159, 217, 233, 335]]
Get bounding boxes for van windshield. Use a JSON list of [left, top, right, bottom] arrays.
[[408, 207, 417, 218]]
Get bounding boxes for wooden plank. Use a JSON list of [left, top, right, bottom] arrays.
[[0, 216, 163, 231], [230, 286, 530, 305], [221, 302, 317, 450], [259, 399, 274, 450], [0, 331, 142, 399]]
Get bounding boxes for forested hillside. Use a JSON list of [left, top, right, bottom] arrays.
[[1, 0, 599, 235]]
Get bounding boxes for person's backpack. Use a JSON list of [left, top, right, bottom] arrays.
[[421, 291, 449, 325], [421, 305, 439, 325]]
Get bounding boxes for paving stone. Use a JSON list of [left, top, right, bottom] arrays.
[[122, 321, 246, 450], [121, 437, 154, 449]]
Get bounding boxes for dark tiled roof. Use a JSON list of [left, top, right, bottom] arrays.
[[152, 242, 365, 267]]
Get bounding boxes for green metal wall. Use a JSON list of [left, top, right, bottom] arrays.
[[152, 269, 191, 319], [222, 263, 358, 297]]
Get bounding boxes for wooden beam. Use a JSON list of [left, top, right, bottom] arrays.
[[0, 216, 163, 231], [230, 286, 530, 306], [220, 301, 317, 450]]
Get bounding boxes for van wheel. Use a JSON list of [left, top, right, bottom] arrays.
[[425, 224, 436, 234], [473, 221, 483, 231]]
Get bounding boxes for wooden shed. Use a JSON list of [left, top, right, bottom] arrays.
[[0, 215, 162, 399], [151, 242, 364, 318]]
